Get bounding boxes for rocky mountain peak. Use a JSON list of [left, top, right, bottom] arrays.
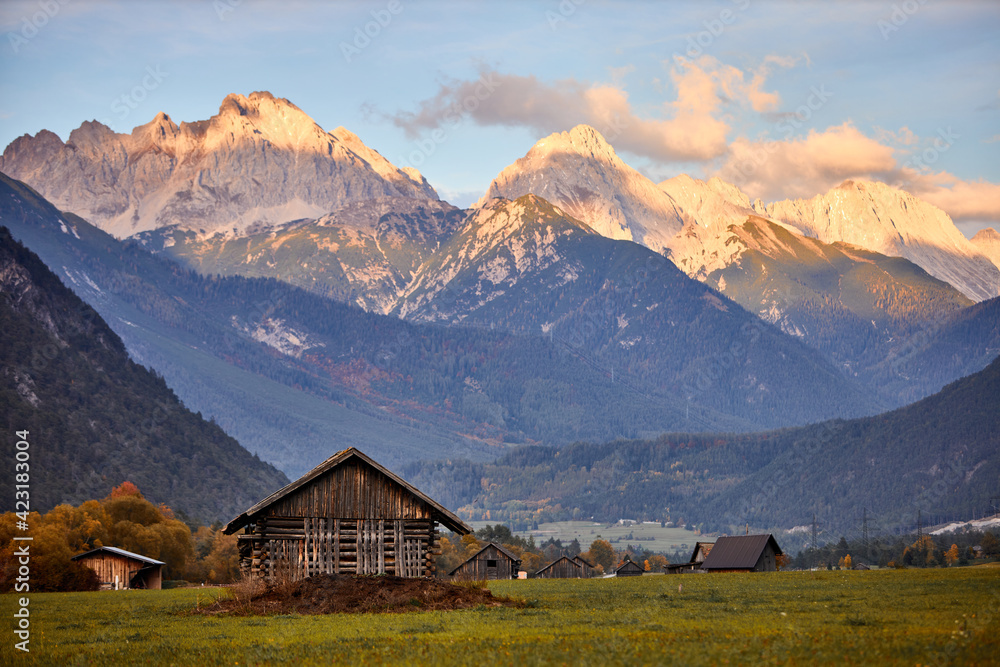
[[529, 124, 619, 163], [0, 92, 438, 238], [970, 227, 1000, 271], [477, 126, 684, 251], [764, 179, 1000, 301]]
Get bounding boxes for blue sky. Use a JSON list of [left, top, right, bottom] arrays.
[[1, 0, 998, 234]]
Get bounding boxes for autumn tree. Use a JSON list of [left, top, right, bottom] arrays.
[[775, 553, 792, 571], [0, 510, 98, 592], [435, 536, 463, 576], [981, 532, 1000, 557], [460, 533, 482, 559], [108, 481, 143, 499], [185, 529, 239, 583], [587, 539, 615, 571], [648, 554, 668, 571], [102, 491, 193, 577], [945, 544, 960, 566]]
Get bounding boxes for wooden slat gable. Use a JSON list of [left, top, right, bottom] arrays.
[[223, 447, 470, 535]]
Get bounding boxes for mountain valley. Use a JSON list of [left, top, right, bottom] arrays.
[[2, 94, 998, 534]]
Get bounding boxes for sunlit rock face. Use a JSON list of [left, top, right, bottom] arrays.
[[763, 180, 1000, 301], [477, 124, 686, 252], [0, 91, 438, 239], [970, 227, 1000, 272]]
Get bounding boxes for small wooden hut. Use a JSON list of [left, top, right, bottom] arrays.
[[71, 546, 163, 590], [614, 557, 644, 577], [223, 447, 471, 581], [699, 534, 782, 573], [572, 554, 595, 577], [534, 555, 583, 579], [449, 542, 521, 580]]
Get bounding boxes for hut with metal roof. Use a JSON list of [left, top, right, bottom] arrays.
[[534, 555, 584, 579], [71, 546, 164, 590], [614, 557, 645, 577], [223, 447, 471, 581], [699, 534, 783, 573], [449, 542, 521, 580]]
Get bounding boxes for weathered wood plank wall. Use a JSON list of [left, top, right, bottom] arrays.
[[238, 517, 438, 580]]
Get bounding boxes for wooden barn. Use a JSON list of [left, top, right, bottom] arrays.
[[223, 447, 471, 581], [71, 546, 163, 590], [699, 534, 783, 573], [534, 555, 584, 579], [449, 542, 521, 580], [665, 541, 715, 574], [573, 554, 595, 577], [614, 557, 644, 577]]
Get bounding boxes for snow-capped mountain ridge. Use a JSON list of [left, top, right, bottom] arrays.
[[477, 126, 998, 301], [477, 125, 686, 251]]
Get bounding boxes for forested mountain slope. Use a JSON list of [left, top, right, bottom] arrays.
[[0, 227, 288, 522]]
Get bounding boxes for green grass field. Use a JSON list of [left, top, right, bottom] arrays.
[[469, 519, 713, 554], [3, 568, 997, 665]]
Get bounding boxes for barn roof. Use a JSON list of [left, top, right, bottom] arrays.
[[700, 534, 782, 570], [448, 541, 521, 576], [71, 546, 164, 566], [572, 554, 595, 568], [222, 447, 471, 535], [535, 555, 582, 576]]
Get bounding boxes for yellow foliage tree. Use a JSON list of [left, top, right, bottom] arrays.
[[0, 510, 98, 592], [648, 554, 668, 571], [460, 533, 482, 559], [945, 544, 960, 566]]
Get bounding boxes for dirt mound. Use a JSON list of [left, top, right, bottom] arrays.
[[195, 574, 521, 616]]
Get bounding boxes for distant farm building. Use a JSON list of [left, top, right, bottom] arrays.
[[223, 447, 471, 581], [535, 555, 585, 579], [665, 541, 715, 574], [573, 554, 596, 577], [699, 534, 783, 573], [614, 557, 644, 577], [71, 546, 164, 590], [450, 542, 521, 580]]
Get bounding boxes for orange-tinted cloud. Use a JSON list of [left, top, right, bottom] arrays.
[[715, 123, 1000, 221], [715, 122, 896, 200], [384, 57, 790, 162], [904, 172, 1000, 221]]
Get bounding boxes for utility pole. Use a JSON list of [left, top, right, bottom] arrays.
[[917, 509, 922, 542], [862, 507, 870, 561], [811, 514, 819, 551]]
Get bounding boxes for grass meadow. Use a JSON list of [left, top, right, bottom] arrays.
[[2, 567, 997, 665]]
